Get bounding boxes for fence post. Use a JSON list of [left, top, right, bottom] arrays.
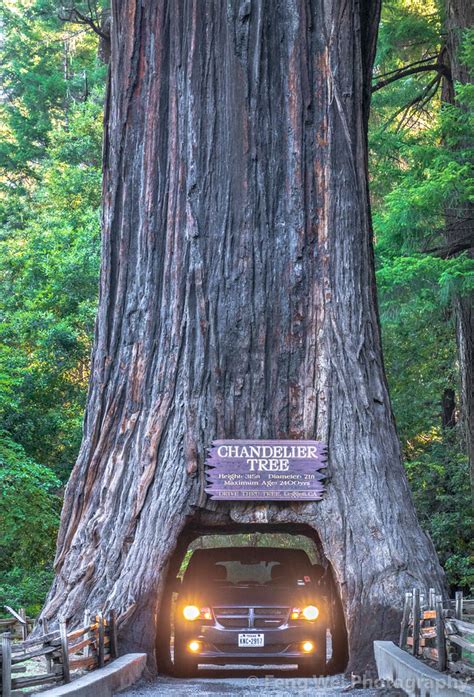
[[428, 588, 435, 610], [41, 618, 52, 674], [83, 610, 90, 659], [412, 588, 420, 656], [19, 608, 27, 641], [97, 612, 105, 668], [59, 618, 71, 684], [109, 610, 118, 660], [399, 592, 412, 648], [1, 632, 12, 697], [455, 591, 463, 620], [435, 597, 447, 671]]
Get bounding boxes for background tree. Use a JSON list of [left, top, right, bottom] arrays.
[[369, 0, 473, 589]]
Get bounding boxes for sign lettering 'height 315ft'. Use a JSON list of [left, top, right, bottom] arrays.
[[205, 440, 327, 501]]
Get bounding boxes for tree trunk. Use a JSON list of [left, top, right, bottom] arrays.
[[441, 388, 456, 429], [456, 294, 474, 493], [40, 0, 445, 676], [443, 0, 474, 494]]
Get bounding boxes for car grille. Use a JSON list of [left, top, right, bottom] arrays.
[[213, 606, 290, 629]]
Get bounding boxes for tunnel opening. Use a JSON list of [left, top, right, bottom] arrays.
[[156, 522, 348, 677]]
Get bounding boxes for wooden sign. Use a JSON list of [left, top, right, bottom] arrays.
[[205, 440, 327, 501]]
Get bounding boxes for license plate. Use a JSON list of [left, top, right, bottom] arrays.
[[238, 633, 264, 647]]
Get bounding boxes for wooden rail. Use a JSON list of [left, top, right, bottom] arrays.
[[0, 610, 117, 697], [400, 589, 474, 676], [0, 608, 33, 642]]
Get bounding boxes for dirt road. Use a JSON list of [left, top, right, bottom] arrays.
[[115, 668, 403, 696]]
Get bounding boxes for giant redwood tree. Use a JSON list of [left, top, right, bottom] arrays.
[[41, 0, 445, 675]]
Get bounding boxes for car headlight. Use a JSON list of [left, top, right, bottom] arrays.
[[183, 605, 200, 620], [302, 605, 319, 620], [183, 605, 212, 621], [291, 605, 319, 620]]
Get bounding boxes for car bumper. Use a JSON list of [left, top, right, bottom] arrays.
[[176, 625, 324, 664]]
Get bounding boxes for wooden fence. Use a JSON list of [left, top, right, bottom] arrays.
[[0, 610, 118, 697], [400, 589, 474, 676], [0, 608, 33, 642]]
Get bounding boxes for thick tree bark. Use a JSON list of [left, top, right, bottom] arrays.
[[443, 0, 474, 494], [41, 0, 445, 676]]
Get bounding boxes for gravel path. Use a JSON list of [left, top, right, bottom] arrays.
[[115, 668, 403, 696]]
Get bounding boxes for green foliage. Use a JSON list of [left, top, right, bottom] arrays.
[[0, 1, 103, 610], [0, 433, 61, 614], [371, 0, 473, 591], [0, 568, 55, 617], [405, 437, 473, 590], [0, 0, 103, 479], [0, 0, 106, 176], [0, 96, 102, 477], [0, 434, 61, 569]]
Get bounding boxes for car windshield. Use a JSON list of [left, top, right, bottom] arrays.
[[213, 560, 284, 585], [183, 548, 314, 587]]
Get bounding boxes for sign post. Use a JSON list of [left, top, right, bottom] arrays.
[[205, 440, 327, 501]]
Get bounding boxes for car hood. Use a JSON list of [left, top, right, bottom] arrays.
[[182, 584, 318, 607]]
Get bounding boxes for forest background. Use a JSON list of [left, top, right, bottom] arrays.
[[0, 0, 472, 615]]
